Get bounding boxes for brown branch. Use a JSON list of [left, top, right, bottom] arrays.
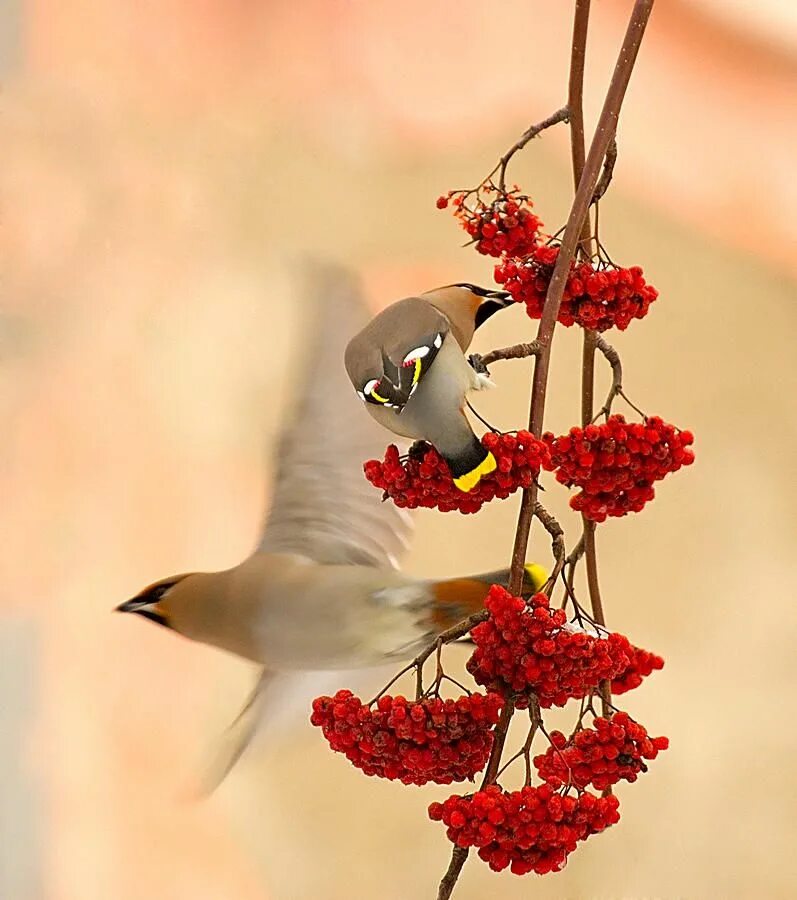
[[433, 5, 655, 896], [569, 0, 594, 259], [477, 341, 543, 368], [437, 848, 469, 900], [533, 502, 566, 590], [508, 0, 657, 599], [592, 137, 618, 204], [495, 107, 570, 191], [480, 696, 516, 786], [593, 334, 623, 420]]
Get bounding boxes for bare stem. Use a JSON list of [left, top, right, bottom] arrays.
[[432, 4, 656, 895], [508, 0, 657, 599], [478, 341, 543, 368], [569, 0, 594, 258], [533, 502, 566, 590], [495, 107, 571, 191], [480, 697, 516, 786], [437, 848, 469, 900], [592, 137, 618, 204]]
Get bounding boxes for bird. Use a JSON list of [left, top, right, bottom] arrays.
[[117, 266, 544, 784], [344, 283, 513, 492]]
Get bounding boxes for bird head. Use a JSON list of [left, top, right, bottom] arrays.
[[116, 574, 195, 629]]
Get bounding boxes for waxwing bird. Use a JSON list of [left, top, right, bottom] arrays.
[[117, 267, 544, 784], [344, 283, 512, 492]]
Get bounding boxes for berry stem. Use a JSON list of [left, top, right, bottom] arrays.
[[477, 340, 543, 367], [436, 847, 469, 900], [533, 502, 566, 591], [434, 4, 656, 895], [480, 696, 516, 787], [592, 138, 618, 205], [507, 0, 656, 597], [568, 0, 594, 259], [494, 107, 571, 192]]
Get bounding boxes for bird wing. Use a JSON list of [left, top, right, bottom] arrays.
[[346, 296, 450, 414], [257, 264, 413, 568]]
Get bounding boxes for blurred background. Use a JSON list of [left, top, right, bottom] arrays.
[[2, 1, 796, 898]]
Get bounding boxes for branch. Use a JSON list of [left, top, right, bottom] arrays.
[[434, 5, 655, 895], [495, 107, 570, 191], [437, 848, 469, 900], [568, 0, 593, 259], [533, 502, 566, 588], [508, 0, 657, 598], [593, 334, 623, 419], [592, 137, 618, 204], [475, 340, 543, 369]]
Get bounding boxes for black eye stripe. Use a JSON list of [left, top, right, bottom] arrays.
[[452, 282, 493, 297]]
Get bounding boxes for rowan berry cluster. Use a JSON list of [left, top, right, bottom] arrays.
[[438, 189, 543, 258], [494, 244, 659, 331], [363, 431, 550, 514], [310, 690, 504, 785], [612, 644, 665, 695], [545, 415, 695, 522], [534, 713, 669, 792], [466, 586, 632, 708], [428, 783, 620, 875]]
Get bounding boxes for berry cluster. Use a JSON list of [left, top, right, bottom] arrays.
[[466, 587, 632, 708], [363, 431, 550, 514], [534, 713, 669, 792], [428, 783, 620, 875], [438, 189, 543, 258], [310, 690, 503, 786], [495, 244, 658, 331], [545, 415, 695, 522], [612, 644, 665, 695]]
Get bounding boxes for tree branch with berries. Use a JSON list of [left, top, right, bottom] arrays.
[[311, 2, 693, 897]]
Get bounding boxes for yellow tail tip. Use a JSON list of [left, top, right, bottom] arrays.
[[524, 563, 548, 592], [453, 451, 497, 493]]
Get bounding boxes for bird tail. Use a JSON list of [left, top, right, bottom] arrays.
[[429, 562, 548, 631], [447, 434, 497, 492]]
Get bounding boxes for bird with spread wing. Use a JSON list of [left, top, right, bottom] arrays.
[[117, 265, 545, 784]]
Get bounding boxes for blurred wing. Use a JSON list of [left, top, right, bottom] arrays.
[[257, 264, 413, 568]]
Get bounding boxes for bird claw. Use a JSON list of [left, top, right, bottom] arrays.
[[468, 353, 491, 376]]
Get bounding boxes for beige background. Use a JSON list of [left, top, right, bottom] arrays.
[[1, 2, 796, 898]]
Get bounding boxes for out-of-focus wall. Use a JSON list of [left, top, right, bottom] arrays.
[[2, 3, 796, 899]]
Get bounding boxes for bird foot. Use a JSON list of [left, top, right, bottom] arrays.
[[468, 353, 490, 376]]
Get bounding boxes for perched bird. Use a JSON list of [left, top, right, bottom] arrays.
[[344, 283, 512, 492], [117, 267, 543, 783]]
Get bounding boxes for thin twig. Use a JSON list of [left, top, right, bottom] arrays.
[[569, 0, 594, 260], [592, 137, 618, 204], [494, 108, 570, 191], [477, 340, 543, 368], [432, 5, 656, 895], [508, 0, 657, 599], [592, 333, 623, 420], [533, 502, 566, 591], [480, 697, 516, 786]]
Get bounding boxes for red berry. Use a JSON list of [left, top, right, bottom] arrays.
[[545, 414, 695, 521], [466, 587, 634, 708], [496, 243, 660, 332], [443, 188, 543, 259], [535, 712, 668, 792], [311, 690, 504, 785], [429, 784, 620, 875], [363, 432, 552, 514]]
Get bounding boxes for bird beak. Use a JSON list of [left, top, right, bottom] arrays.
[[115, 598, 170, 628]]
